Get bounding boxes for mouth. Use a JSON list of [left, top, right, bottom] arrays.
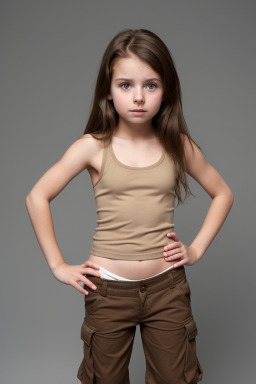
[[130, 109, 146, 112]]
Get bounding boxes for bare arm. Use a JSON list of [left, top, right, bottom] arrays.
[[164, 134, 234, 266], [25, 134, 101, 294], [183, 136, 234, 260]]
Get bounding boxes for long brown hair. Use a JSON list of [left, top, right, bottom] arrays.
[[83, 28, 202, 205]]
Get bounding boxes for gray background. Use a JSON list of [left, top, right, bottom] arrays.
[[1, 0, 255, 383]]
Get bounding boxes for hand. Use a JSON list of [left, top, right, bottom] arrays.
[[163, 232, 199, 268], [51, 260, 101, 295]]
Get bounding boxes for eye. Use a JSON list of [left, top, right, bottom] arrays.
[[120, 82, 130, 90], [147, 83, 157, 90], [119, 82, 158, 91]]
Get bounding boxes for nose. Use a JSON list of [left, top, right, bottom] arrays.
[[133, 87, 145, 104]]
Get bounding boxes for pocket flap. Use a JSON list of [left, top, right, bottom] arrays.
[[81, 322, 96, 347], [185, 318, 198, 340]]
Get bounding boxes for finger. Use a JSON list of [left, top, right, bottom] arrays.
[[84, 261, 101, 269], [164, 241, 182, 253], [164, 252, 183, 260], [167, 232, 180, 241], [83, 276, 98, 290], [72, 281, 89, 295], [163, 243, 177, 252], [163, 248, 182, 257], [173, 259, 187, 268], [81, 266, 101, 277]]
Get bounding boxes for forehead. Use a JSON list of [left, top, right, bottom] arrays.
[[112, 55, 161, 81]]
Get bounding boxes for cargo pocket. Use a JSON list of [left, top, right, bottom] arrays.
[[184, 318, 203, 383], [77, 321, 96, 384]]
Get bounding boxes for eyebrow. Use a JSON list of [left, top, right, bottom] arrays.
[[114, 77, 161, 82]]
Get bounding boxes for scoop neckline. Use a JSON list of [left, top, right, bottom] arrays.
[[109, 139, 165, 170]]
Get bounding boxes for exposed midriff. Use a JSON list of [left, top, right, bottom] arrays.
[[88, 253, 176, 279]]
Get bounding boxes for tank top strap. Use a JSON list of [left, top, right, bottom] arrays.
[[92, 139, 110, 189]]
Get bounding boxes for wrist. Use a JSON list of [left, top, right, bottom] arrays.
[[50, 260, 66, 273], [189, 244, 203, 262]]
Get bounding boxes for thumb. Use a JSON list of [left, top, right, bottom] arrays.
[[167, 232, 179, 241]]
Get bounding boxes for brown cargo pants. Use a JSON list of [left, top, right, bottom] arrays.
[[77, 265, 203, 384]]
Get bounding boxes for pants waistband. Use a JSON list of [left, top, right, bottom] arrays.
[[85, 266, 186, 297]]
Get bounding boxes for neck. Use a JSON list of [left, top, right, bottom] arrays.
[[113, 119, 156, 140]]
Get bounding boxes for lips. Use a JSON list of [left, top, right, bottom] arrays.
[[131, 109, 146, 112]]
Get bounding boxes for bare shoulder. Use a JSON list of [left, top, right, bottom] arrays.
[[180, 133, 232, 198], [78, 132, 105, 141], [180, 133, 209, 178], [78, 132, 104, 148], [180, 133, 198, 157], [26, 133, 105, 201], [76, 133, 105, 167]]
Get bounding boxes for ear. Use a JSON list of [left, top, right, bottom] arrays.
[[107, 94, 112, 100]]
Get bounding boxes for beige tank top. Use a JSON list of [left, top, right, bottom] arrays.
[[89, 139, 177, 260]]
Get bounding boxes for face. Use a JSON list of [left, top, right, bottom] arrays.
[[107, 54, 164, 128]]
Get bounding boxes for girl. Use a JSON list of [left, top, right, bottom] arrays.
[[26, 29, 234, 384]]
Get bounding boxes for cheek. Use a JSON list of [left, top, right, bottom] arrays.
[[149, 95, 163, 110], [112, 94, 127, 111]]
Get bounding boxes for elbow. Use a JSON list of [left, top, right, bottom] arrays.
[[226, 187, 234, 208], [25, 191, 50, 209], [25, 191, 44, 210], [230, 191, 234, 207], [213, 186, 234, 208], [25, 193, 30, 206], [25, 192, 34, 211]]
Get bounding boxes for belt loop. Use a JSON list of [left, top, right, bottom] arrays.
[[167, 269, 176, 289], [100, 280, 107, 296]]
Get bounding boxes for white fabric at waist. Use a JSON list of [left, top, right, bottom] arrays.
[[99, 264, 175, 281]]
